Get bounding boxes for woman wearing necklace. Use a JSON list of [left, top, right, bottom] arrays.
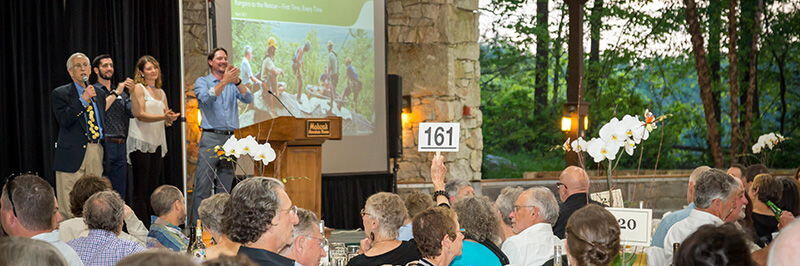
[[127, 55, 180, 223], [347, 192, 422, 266]]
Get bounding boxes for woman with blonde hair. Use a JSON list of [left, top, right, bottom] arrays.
[[128, 55, 180, 221], [347, 192, 422, 266]]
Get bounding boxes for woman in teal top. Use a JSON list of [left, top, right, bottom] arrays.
[[450, 196, 509, 266]]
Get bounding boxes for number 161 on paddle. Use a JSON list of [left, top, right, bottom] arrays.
[[418, 123, 460, 152]]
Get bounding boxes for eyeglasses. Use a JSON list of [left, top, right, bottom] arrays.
[[280, 205, 298, 216], [360, 208, 370, 217], [301, 235, 329, 249], [512, 205, 536, 212], [2, 172, 36, 217], [556, 182, 567, 189], [72, 62, 90, 69]]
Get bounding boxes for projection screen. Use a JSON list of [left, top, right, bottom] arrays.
[[214, 0, 388, 173]]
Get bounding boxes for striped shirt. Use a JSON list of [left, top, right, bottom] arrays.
[[147, 216, 189, 252]]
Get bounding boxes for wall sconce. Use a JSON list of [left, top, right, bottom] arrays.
[[401, 95, 411, 128]]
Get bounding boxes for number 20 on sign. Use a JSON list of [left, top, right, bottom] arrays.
[[418, 123, 460, 152]]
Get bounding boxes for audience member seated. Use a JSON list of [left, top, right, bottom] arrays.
[[198, 193, 240, 260], [67, 191, 145, 265], [502, 187, 562, 266], [398, 190, 434, 241], [116, 250, 197, 266], [776, 176, 799, 218], [451, 196, 508, 266], [222, 177, 299, 266], [744, 164, 770, 191], [59, 175, 147, 246], [768, 218, 800, 266], [663, 169, 747, 262], [494, 186, 523, 243], [747, 174, 785, 246], [0, 236, 68, 266], [203, 255, 259, 266], [727, 163, 746, 183], [553, 166, 602, 239], [148, 185, 189, 251], [280, 207, 326, 266], [405, 207, 463, 266], [674, 223, 755, 266], [445, 178, 474, 204], [650, 166, 710, 247], [348, 192, 422, 266], [1, 174, 84, 266], [563, 205, 620, 266]]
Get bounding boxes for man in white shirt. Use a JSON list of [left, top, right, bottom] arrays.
[[663, 168, 748, 262], [1, 174, 84, 266], [501, 187, 562, 266]]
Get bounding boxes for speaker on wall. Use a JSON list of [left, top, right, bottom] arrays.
[[387, 74, 403, 159]]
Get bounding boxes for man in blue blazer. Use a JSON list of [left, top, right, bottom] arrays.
[[52, 52, 107, 219]]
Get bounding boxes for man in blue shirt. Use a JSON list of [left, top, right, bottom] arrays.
[[191, 47, 253, 224], [650, 166, 710, 247]]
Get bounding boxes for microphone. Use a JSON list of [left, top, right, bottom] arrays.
[[82, 75, 96, 104], [267, 89, 296, 117]]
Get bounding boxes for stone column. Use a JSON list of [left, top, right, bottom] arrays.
[[388, 0, 482, 182]]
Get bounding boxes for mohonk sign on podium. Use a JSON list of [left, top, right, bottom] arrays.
[[306, 119, 332, 137]]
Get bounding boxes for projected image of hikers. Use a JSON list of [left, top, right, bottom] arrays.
[[231, 0, 376, 136]]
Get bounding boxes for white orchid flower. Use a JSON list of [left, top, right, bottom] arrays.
[[571, 137, 588, 153], [752, 142, 764, 154], [253, 143, 277, 164], [624, 138, 636, 156], [587, 138, 619, 163], [221, 135, 242, 158], [619, 115, 647, 144], [599, 118, 625, 148], [238, 135, 260, 157]]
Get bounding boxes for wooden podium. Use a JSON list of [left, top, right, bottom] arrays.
[[235, 116, 342, 216]]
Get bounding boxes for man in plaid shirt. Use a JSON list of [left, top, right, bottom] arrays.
[[68, 191, 144, 265]]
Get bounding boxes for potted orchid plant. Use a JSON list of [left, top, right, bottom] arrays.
[[564, 110, 669, 206], [213, 135, 277, 179], [751, 132, 787, 167]]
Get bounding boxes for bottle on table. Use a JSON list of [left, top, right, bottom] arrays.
[[553, 244, 562, 266], [189, 219, 207, 259]]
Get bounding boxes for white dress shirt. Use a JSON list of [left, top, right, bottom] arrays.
[[663, 209, 723, 263], [32, 230, 85, 266], [58, 212, 148, 246], [501, 223, 562, 266]]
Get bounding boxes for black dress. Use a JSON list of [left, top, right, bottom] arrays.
[[346, 240, 422, 266], [751, 212, 779, 247]]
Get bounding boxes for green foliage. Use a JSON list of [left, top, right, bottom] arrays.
[[480, 0, 800, 177]]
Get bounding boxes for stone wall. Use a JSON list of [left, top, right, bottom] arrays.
[[388, 0, 483, 182]]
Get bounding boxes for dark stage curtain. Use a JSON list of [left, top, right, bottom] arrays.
[[322, 172, 395, 229], [1, 0, 183, 213]]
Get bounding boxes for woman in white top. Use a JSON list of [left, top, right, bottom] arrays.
[[127, 55, 180, 222]]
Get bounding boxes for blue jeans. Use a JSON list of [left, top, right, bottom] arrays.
[[191, 132, 235, 223], [102, 140, 128, 201]]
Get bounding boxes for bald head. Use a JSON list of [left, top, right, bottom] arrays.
[[558, 166, 590, 202], [687, 166, 711, 204], [768, 219, 800, 266]]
